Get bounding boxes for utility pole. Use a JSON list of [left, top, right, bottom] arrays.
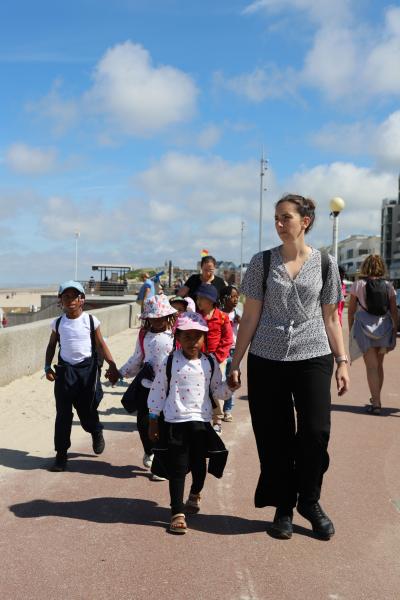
[[259, 148, 268, 252], [240, 220, 245, 284], [74, 231, 80, 280]]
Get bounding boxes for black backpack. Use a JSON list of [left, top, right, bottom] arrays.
[[363, 278, 389, 316], [262, 249, 330, 296]]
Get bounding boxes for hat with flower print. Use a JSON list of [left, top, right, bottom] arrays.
[[140, 294, 177, 320], [175, 311, 209, 332]]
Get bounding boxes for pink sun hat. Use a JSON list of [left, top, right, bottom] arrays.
[[175, 311, 208, 332], [140, 295, 177, 320]]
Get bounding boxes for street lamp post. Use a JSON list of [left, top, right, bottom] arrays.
[[240, 220, 245, 284], [259, 149, 268, 252], [74, 231, 80, 280], [329, 197, 345, 261]]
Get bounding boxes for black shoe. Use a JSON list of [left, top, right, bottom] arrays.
[[49, 452, 67, 472], [297, 502, 335, 539], [92, 430, 105, 455], [268, 508, 293, 539]]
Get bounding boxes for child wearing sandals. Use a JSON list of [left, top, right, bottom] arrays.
[[147, 312, 240, 534], [106, 295, 176, 479], [219, 285, 242, 422]]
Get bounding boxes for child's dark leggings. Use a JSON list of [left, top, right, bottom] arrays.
[[136, 385, 153, 456], [168, 423, 208, 515], [54, 357, 102, 454]]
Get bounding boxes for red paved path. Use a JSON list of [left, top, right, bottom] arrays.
[[1, 339, 400, 599]]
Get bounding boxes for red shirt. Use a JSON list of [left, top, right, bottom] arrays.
[[199, 307, 233, 363]]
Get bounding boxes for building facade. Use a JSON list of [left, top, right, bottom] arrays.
[[381, 178, 400, 283], [338, 235, 381, 280]]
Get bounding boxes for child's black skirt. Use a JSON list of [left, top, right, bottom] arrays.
[[151, 420, 228, 480]]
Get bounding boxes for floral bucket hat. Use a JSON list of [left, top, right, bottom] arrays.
[[175, 311, 209, 332], [140, 294, 177, 320]]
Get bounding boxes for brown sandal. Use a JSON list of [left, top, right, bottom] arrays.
[[169, 513, 187, 534], [185, 493, 201, 514]]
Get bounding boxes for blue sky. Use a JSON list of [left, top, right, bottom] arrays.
[[1, 0, 400, 284]]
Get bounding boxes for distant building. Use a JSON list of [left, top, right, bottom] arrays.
[[320, 234, 381, 280], [381, 175, 400, 283]]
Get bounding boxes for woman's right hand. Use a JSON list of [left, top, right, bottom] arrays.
[[46, 369, 56, 382], [228, 369, 241, 390]]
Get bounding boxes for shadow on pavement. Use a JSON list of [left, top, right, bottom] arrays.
[[9, 496, 271, 535], [65, 458, 148, 479], [331, 403, 400, 416], [0, 449, 92, 471], [72, 420, 136, 432], [98, 406, 127, 416]]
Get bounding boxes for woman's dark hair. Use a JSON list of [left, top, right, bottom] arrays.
[[275, 194, 316, 234], [201, 255, 216, 267], [338, 266, 346, 282]]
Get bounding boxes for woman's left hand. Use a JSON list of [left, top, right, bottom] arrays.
[[336, 363, 350, 396]]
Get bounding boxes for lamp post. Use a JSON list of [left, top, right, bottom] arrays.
[[240, 220, 245, 284], [259, 149, 268, 252], [74, 231, 80, 280], [329, 197, 345, 261]]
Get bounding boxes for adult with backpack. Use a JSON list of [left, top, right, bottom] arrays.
[[228, 194, 349, 541], [348, 254, 397, 415]]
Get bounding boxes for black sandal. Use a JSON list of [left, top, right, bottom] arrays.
[[366, 405, 381, 415]]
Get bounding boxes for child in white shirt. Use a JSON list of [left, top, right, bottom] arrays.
[[148, 311, 240, 534], [106, 295, 176, 477], [219, 285, 242, 422]]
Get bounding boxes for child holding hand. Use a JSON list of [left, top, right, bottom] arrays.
[[147, 311, 240, 534]]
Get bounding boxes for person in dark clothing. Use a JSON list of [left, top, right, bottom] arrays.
[[45, 280, 119, 472], [177, 255, 227, 306]]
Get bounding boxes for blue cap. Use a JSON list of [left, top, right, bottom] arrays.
[[58, 280, 85, 296], [196, 283, 218, 303]]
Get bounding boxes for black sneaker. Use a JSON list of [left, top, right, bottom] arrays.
[[92, 430, 105, 455], [49, 452, 67, 472], [297, 502, 335, 539], [268, 508, 293, 539]]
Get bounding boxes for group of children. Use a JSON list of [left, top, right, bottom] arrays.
[[45, 279, 241, 534]]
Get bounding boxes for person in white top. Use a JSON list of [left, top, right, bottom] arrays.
[[147, 311, 240, 535], [45, 281, 119, 472], [106, 295, 177, 478]]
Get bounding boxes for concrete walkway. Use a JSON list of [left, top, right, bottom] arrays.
[[0, 326, 400, 599]]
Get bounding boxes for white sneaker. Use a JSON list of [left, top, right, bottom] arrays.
[[213, 423, 222, 435], [150, 473, 166, 482], [143, 453, 154, 469]]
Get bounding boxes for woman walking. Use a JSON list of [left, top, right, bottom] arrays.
[[177, 255, 227, 306], [348, 254, 397, 415], [229, 194, 349, 540]]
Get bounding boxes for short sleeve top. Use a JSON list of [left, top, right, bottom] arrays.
[[184, 274, 227, 301], [50, 313, 100, 365], [241, 246, 343, 361]]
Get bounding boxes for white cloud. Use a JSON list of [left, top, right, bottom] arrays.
[[236, 4, 400, 104], [197, 125, 222, 149], [84, 41, 198, 136], [311, 110, 400, 168], [4, 143, 58, 175], [27, 79, 79, 135], [213, 66, 297, 103]]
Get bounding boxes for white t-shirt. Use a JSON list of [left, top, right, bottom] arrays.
[[119, 330, 174, 388], [147, 350, 232, 423], [51, 313, 100, 365]]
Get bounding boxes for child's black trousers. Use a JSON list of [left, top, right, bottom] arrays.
[[54, 356, 103, 454], [167, 422, 208, 515], [247, 352, 333, 510]]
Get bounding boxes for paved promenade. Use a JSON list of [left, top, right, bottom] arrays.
[[1, 326, 400, 599]]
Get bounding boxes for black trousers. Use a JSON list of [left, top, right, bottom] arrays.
[[247, 352, 333, 509], [54, 357, 102, 454], [168, 422, 208, 515], [136, 385, 153, 455]]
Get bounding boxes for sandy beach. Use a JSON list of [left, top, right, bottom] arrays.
[[0, 326, 139, 479], [0, 287, 57, 309]]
